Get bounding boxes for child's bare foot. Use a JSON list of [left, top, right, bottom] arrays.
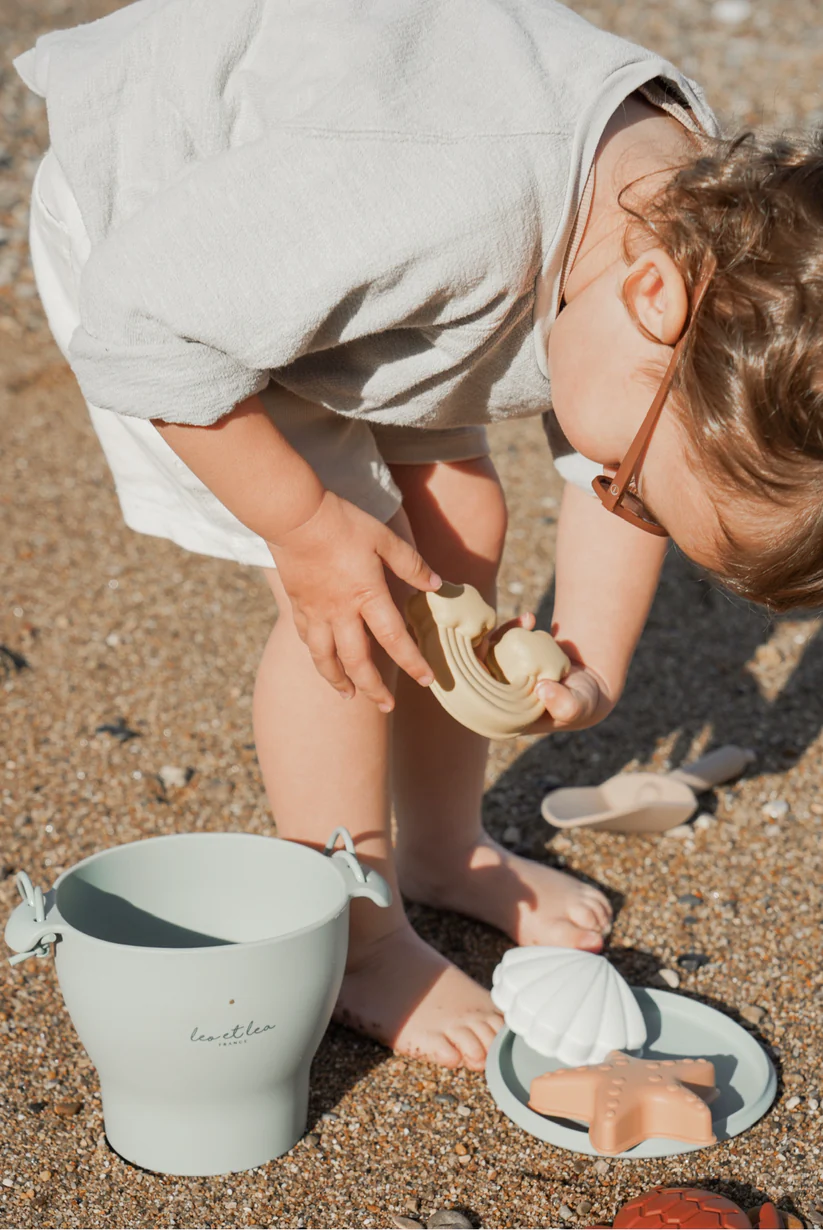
[[334, 924, 503, 1070], [399, 835, 612, 950]]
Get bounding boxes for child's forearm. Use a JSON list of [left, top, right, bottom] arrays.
[[551, 481, 668, 702], [152, 394, 326, 545]]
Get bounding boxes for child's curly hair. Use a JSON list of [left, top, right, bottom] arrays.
[[623, 129, 823, 612]]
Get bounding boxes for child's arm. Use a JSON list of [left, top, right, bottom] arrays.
[[152, 395, 441, 711], [531, 480, 668, 731]]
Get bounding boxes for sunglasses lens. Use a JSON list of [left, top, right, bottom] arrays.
[[593, 475, 663, 532], [622, 489, 658, 526]]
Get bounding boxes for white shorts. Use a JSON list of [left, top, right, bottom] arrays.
[[29, 150, 490, 568]]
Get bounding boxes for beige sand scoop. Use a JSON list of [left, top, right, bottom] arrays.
[[541, 746, 755, 833]]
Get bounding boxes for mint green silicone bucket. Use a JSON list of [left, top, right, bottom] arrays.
[[5, 828, 390, 1176]]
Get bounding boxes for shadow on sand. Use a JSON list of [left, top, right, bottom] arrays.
[[484, 548, 823, 835]]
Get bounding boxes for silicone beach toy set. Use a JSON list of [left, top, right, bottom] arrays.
[[5, 581, 777, 1204]]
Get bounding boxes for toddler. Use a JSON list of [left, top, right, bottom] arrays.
[[16, 0, 823, 1070]]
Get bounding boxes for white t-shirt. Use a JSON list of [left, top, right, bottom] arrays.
[[15, 0, 718, 429]]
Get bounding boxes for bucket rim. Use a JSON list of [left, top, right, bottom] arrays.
[[50, 832, 349, 953]]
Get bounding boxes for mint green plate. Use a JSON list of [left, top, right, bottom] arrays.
[[485, 987, 776, 1159]]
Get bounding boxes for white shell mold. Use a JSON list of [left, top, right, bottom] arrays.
[[490, 947, 648, 1066]]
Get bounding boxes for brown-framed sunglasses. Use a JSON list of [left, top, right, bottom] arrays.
[[592, 259, 716, 537]]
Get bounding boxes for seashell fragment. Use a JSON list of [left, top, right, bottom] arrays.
[[406, 582, 570, 739], [491, 947, 647, 1065]]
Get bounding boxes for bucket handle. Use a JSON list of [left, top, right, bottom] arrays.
[[5, 872, 62, 966], [323, 828, 392, 908], [324, 827, 367, 882]]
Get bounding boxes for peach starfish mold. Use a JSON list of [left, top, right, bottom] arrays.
[[528, 1050, 718, 1155]]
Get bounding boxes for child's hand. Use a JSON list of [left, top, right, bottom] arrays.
[[530, 662, 613, 733], [480, 612, 614, 734], [268, 490, 441, 711]]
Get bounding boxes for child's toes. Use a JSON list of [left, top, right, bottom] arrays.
[[578, 888, 613, 933], [568, 896, 609, 937], [447, 1022, 493, 1071], [429, 1034, 464, 1069], [546, 917, 606, 952], [477, 1013, 505, 1049]]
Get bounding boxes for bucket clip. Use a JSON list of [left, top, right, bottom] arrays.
[[6, 872, 60, 966], [323, 828, 392, 908]]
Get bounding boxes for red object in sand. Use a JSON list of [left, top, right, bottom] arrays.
[[755, 1204, 787, 1229], [612, 1187, 752, 1228]]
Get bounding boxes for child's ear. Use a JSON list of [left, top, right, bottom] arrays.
[[621, 248, 688, 346]]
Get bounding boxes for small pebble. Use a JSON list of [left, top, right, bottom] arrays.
[[577, 1199, 593, 1215], [786, 1095, 802, 1110], [762, 799, 789, 820], [694, 813, 714, 830], [677, 952, 710, 972], [158, 764, 189, 789], [572, 1159, 587, 1174], [540, 774, 564, 791], [27, 1101, 46, 1114], [1, 1179, 13, 1188], [52, 1100, 83, 1117], [678, 893, 703, 906], [712, 0, 752, 21], [392, 1218, 423, 1229], [453, 1142, 467, 1156], [321, 1112, 339, 1122], [593, 1159, 610, 1177], [433, 1093, 457, 1106], [808, 1098, 819, 1111], [741, 1004, 766, 1026], [456, 1104, 471, 1117], [303, 1134, 320, 1148], [38, 1171, 50, 1183], [426, 1212, 472, 1229], [658, 968, 681, 989], [502, 824, 522, 845], [665, 825, 693, 840], [558, 1205, 574, 1221]]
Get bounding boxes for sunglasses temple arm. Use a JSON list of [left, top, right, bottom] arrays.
[[598, 260, 716, 510], [599, 339, 683, 509]]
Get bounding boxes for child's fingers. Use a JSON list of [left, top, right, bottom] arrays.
[[304, 623, 355, 700], [477, 612, 535, 662], [493, 612, 537, 640], [334, 618, 396, 712], [361, 593, 436, 688], [378, 528, 442, 593]]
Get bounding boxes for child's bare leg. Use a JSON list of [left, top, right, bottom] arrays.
[[253, 545, 502, 1070], [390, 460, 612, 950]]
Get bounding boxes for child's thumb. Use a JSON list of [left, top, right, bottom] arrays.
[[536, 678, 579, 723]]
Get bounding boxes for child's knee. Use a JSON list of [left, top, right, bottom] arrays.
[[390, 458, 508, 596]]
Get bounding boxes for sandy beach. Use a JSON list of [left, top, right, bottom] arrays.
[[2, 1, 823, 1225]]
